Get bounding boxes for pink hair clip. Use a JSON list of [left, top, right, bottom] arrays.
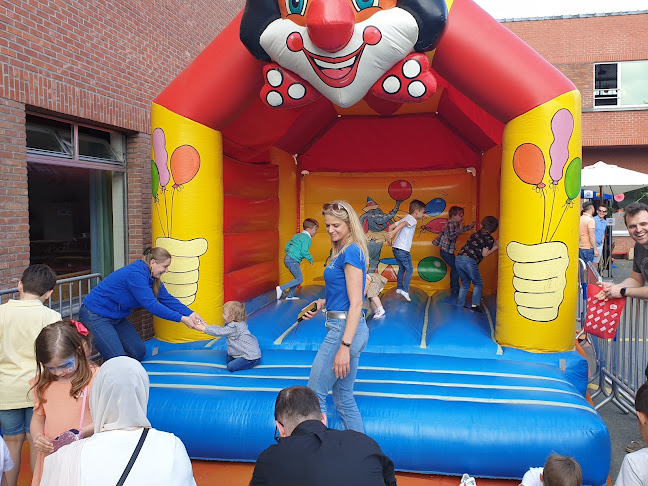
[[70, 319, 89, 336]]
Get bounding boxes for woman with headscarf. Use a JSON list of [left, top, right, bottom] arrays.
[[40, 357, 196, 486]]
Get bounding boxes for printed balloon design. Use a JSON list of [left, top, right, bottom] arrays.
[[513, 143, 546, 189], [421, 218, 448, 235], [388, 180, 413, 202], [418, 256, 447, 283], [426, 197, 446, 217], [152, 128, 170, 188], [548, 109, 574, 184], [170, 145, 201, 189], [151, 161, 159, 200], [564, 157, 581, 201]]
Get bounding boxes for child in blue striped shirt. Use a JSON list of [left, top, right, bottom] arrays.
[[195, 301, 261, 372]]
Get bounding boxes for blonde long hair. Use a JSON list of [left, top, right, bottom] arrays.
[[142, 247, 171, 298], [322, 200, 369, 268]]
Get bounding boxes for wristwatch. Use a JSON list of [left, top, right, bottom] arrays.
[[620, 288, 627, 297], [341, 340, 351, 348]]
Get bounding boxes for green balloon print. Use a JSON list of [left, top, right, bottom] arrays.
[[564, 157, 581, 200], [417, 256, 447, 283], [151, 160, 159, 200]]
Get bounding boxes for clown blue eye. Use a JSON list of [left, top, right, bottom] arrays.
[[286, 0, 307, 15], [351, 0, 379, 11]]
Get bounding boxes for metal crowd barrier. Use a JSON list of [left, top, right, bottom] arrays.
[[577, 260, 648, 413], [0, 273, 102, 319]]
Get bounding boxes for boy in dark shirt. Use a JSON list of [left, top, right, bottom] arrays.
[[455, 216, 499, 312]]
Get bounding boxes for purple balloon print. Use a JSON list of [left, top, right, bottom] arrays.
[[548, 109, 574, 184], [152, 128, 170, 188]]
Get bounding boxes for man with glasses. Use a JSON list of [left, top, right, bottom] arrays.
[[593, 206, 609, 270], [597, 202, 648, 453], [250, 386, 396, 486]]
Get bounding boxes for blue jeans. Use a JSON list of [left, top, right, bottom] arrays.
[[0, 407, 33, 435], [79, 304, 146, 361], [226, 354, 260, 372], [307, 316, 369, 432], [455, 255, 483, 307], [440, 249, 460, 293], [393, 248, 413, 292], [280, 255, 303, 298]]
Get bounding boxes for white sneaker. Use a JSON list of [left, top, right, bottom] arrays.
[[276, 286, 283, 300], [286, 296, 299, 300], [401, 291, 411, 302], [396, 289, 403, 295], [374, 307, 385, 318]]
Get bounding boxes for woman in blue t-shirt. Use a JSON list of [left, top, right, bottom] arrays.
[[302, 200, 369, 432], [79, 247, 204, 361]]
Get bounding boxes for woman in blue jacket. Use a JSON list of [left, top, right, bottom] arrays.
[[79, 247, 204, 361]]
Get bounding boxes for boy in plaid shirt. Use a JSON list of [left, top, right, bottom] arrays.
[[432, 206, 475, 295]]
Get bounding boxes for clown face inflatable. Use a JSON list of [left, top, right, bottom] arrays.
[[240, 0, 448, 108]]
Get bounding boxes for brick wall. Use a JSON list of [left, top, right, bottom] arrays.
[[504, 13, 648, 149], [0, 98, 29, 286], [0, 0, 245, 334]]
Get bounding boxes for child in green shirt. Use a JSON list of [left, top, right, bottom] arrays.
[[276, 218, 319, 300]]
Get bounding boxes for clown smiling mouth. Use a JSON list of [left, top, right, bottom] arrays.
[[286, 26, 383, 89], [304, 44, 368, 88]]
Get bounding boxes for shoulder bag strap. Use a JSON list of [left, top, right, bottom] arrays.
[[78, 386, 88, 437], [116, 428, 149, 486]]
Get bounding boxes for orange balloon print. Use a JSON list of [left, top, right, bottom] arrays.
[[170, 145, 200, 188], [513, 143, 546, 189]]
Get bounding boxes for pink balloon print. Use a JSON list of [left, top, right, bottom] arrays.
[[152, 128, 170, 188], [549, 109, 574, 184]]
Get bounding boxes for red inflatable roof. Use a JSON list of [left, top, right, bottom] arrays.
[[154, 0, 575, 172]]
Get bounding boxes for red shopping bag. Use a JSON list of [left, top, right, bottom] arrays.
[[583, 284, 625, 339]]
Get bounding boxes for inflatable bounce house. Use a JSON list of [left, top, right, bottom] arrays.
[[144, 0, 610, 483]]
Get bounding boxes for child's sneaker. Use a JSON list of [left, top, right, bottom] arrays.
[[396, 289, 403, 296], [401, 291, 411, 302], [286, 296, 299, 300], [276, 286, 283, 300], [374, 307, 385, 318]]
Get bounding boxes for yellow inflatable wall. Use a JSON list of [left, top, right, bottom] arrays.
[[150, 103, 224, 342]]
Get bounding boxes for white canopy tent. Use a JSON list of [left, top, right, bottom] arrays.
[[581, 160, 648, 195]]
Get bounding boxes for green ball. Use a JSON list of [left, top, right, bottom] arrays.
[[417, 256, 447, 283]]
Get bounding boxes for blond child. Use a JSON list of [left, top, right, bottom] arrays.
[[30, 320, 97, 486], [0, 264, 61, 486], [195, 301, 261, 372], [365, 273, 387, 318]]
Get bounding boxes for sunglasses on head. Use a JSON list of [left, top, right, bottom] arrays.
[[323, 202, 345, 212]]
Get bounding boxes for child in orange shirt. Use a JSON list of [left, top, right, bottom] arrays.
[[29, 320, 98, 486]]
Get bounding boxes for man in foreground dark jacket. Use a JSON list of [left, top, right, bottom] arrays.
[[250, 386, 397, 486]]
